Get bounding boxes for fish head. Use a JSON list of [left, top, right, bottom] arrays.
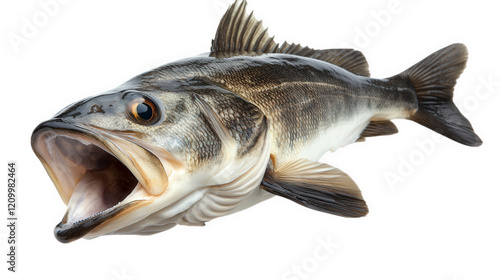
[[31, 77, 269, 243]]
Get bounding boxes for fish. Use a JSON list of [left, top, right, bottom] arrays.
[[31, 0, 482, 243]]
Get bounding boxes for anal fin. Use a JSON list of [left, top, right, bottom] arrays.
[[358, 120, 398, 141], [261, 158, 368, 218]]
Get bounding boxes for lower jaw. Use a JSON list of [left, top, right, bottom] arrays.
[[54, 201, 138, 243], [55, 184, 153, 243]]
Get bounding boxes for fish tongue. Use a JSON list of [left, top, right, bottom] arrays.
[[65, 170, 111, 225]]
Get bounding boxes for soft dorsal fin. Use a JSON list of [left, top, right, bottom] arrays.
[[211, 0, 370, 77], [276, 43, 371, 77]]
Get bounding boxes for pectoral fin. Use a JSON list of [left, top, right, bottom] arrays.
[[261, 158, 368, 218]]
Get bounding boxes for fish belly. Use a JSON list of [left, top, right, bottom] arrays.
[[296, 110, 374, 162]]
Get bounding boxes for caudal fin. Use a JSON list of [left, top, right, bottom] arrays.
[[398, 43, 482, 146]]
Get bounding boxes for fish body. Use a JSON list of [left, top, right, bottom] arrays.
[[142, 53, 416, 165], [31, 0, 481, 243]]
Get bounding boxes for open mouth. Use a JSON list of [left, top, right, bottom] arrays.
[[31, 120, 165, 243], [54, 136, 138, 223]]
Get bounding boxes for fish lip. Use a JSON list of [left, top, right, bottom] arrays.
[[31, 119, 115, 204], [32, 119, 165, 242]]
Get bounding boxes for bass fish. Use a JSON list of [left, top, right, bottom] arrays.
[[31, 0, 482, 243]]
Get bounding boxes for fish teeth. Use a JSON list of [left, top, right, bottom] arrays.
[[64, 183, 145, 227], [65, 201, 123, 227]]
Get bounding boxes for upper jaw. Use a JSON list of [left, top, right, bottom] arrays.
[[31, 119, 170, 242]]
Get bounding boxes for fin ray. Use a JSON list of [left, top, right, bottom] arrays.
[[359, 120, 398, 140], [396, 43, 482, 146], [261, 158, 368, 218], [211, 0, 370, 76]]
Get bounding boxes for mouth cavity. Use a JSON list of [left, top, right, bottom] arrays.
[[57, 136, 138, 225], [33, 129, 144, 242]]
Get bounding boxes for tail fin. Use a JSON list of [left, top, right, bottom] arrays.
[[397, 43, 482, 146]]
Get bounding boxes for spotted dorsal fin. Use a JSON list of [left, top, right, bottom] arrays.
[[211, 0, 370, 77]]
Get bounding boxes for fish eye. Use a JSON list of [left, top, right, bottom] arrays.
[[126, 95, 160, 125], [136, 102, 153, 120]]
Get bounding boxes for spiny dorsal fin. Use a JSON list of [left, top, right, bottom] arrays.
[[211, 0, 370, 77], [211, 0, 279, 54]]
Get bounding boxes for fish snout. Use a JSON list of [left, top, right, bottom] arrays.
[[31, 118, 175, 242]]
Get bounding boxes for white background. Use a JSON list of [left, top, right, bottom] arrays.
[[1, 0, 499, 279]]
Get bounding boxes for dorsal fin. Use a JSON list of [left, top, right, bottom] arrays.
[[211, 0, 279, 54], [211, 0, 370, 77]]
